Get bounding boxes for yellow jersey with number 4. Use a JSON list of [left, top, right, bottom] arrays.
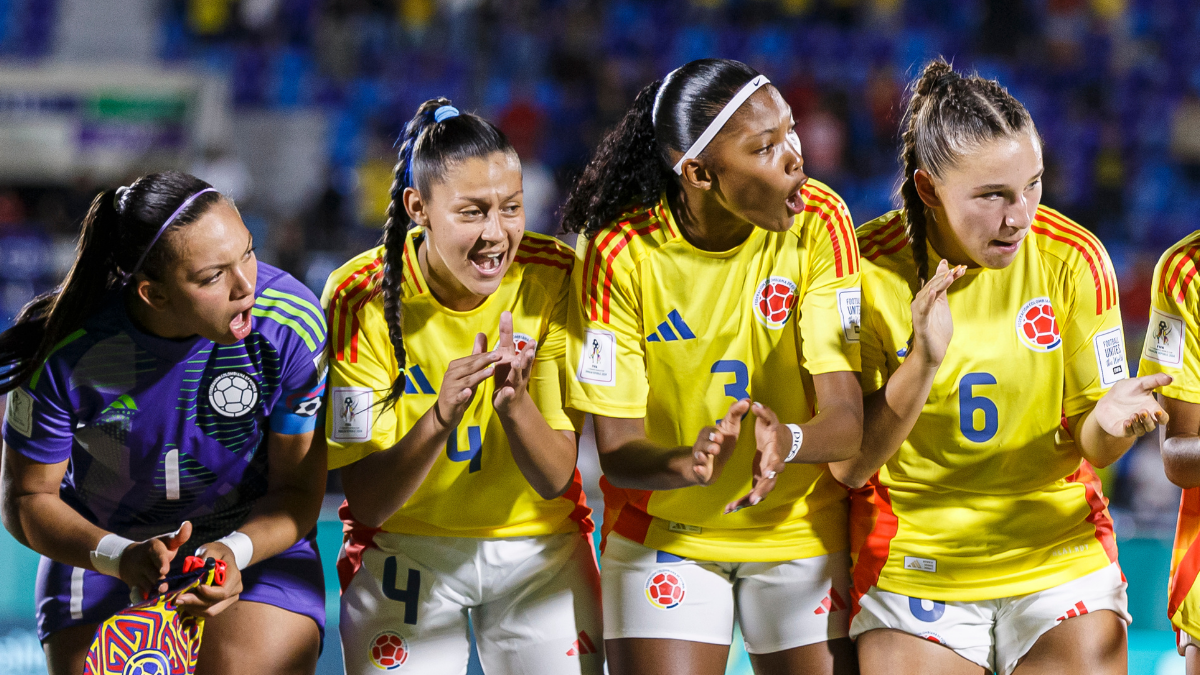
[[322, 228, 589, 538], [853, 206, 1125, 602], [1137, 229, 1200, 641], [566, 180, 861, 563]]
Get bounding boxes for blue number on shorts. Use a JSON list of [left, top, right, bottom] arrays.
[[711, 360, 750, 423], [958, 372, 998, 443], [446, 424, 483, 472], [908, 596, 946, 623], [383, 557, 421, 625]]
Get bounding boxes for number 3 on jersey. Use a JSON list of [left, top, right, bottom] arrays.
[[711, 360, 750, 422], [959, 372, 998, 442]]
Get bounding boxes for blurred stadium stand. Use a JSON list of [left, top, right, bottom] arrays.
[[0, 0, 1197, 672]]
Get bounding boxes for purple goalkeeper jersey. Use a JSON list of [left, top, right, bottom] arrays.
[[2, 263, 327, 546]]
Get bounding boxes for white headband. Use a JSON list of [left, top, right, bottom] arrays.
[[672, 74, 770, 175]]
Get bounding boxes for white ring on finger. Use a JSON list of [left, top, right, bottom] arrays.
[[765, 470, 777, 480]]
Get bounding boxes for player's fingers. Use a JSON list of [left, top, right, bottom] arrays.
[[724, 477, 776, 514], [724, 494, 753, 514], [922, 259, 950, 289], [459, 363, 500, 390], [472, 332, 488, 356], [454, 350, 504, 373], [497, 311, 515, 353], [928, 267, 962, 298], [160, 521, 191, 551], [720, 399, 751, 434], [751, 401, 779, 426], [1137, 372, 1174, 392]]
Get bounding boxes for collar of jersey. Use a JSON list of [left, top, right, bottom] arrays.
[[659, 194, 762, 259], [405, 226, 501, 317]]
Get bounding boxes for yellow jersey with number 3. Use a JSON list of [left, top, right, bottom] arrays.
[[566, 180, 861, 563], [322, 228, 589, 538], [852, 206, 1126, 602], [1137, 230, 1200, 641]]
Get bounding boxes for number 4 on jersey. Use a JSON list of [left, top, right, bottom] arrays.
[[446, 424, 483, 472]]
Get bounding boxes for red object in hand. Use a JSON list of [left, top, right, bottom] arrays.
[[180, 556, 226, 585]]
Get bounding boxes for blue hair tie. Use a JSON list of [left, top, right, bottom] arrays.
[[434, 105, 460, 123]]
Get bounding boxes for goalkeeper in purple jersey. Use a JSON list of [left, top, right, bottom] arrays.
[[0, 172, 328, 675]]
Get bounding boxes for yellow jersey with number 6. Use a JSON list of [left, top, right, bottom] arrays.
[[566, 180, 861, 563], [1136, 230, 1200, 642], [322, 228, 589, 538], [853, 206, 1125, 602]]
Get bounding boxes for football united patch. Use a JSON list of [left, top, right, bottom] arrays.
[[1015, 297, 1062, 352]]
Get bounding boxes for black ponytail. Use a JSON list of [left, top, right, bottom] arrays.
[[0, 171, 224, 394], [560, 58, 762, 237], [378, 98, 516, 408]]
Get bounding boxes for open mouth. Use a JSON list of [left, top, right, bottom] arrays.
[[229, 305, 253, 340], [469, 250, 506, 277], [785, 181, 808, 215], [990, 238, 1023, 254]]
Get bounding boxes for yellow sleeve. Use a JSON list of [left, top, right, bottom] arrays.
[[858, 267, 894, 395], [797, 202, 862, 376], [530, 272, 585, 432], [1060, 244, 1127, 418], [322, 290, 401, 470], [566, 237, 650, 418], [1139, 248, 1200, 404]]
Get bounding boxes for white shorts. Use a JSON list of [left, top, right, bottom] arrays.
[[339, 531, 603, 675], [600, 533, 851, 654], [1178, 628, 1200, 656], [850, 562, 1131, 675]]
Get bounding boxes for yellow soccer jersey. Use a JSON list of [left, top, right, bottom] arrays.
[[853, 206, 1126, 602], [323, 228, 589, 538], [1137, 230, 1200, 641], [566, 180, 862, 563]]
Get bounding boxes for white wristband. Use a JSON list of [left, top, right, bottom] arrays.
[[200, 531, 254, 570], [90, 533, 134, 578], [784, 424, 803, 463]]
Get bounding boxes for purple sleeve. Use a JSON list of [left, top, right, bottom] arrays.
[[258, 273, 329, 436], [3, 363, 77, 465]]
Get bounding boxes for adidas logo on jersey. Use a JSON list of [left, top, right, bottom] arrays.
[[403, 365, 437, 395], [813, 587, 847, 615], [566, 631, 597, 656], [646, 310, 696, 342], [1056, 601, 1089, 623]]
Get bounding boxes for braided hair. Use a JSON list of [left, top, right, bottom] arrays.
[[560, 58, 763, 237], [897, 58, 1036, 281], [379, 98, 515, 408]]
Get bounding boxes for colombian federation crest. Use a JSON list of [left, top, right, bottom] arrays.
[[207, 372, 259, 418], [1015, 297, 1062, 352], [644, 569, 686, 610], [370, 631, 409, 670], [512, 333, 537, 355], [753, 277, 798, 330]]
